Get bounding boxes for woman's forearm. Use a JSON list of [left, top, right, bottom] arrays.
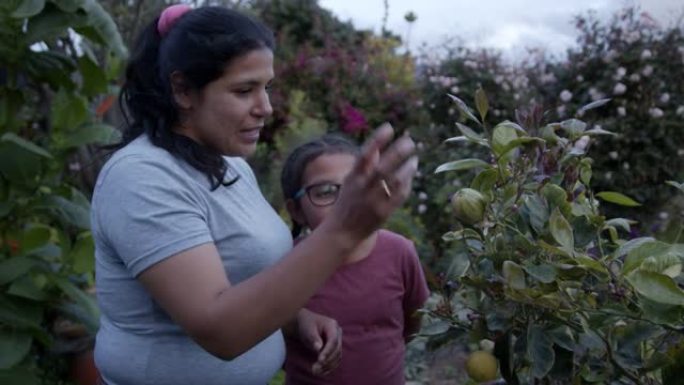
[[199, 221, 356, 359]]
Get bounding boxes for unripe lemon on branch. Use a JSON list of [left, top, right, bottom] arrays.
[[465, 350, 498, 383]]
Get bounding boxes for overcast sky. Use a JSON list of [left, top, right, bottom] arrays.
[[318, 0, 684, 59]]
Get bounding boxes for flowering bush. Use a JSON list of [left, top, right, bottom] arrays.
[[253, 0, 424, 143], [534, 8, 684, 226], [425, 90, 684, 384], [411, 7, 683, 277]]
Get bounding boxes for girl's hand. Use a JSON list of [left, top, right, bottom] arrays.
[[296, 309, 343, 376], [329, 123, 418, 242]]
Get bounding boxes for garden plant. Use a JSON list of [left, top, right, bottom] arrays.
[[426, 89, 684, 384]]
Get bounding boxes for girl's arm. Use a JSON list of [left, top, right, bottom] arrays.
[[403, 309, 424, 343], [283, 308, 342, 376]]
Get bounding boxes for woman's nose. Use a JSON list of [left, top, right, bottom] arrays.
[[253, 90, 273, 117]]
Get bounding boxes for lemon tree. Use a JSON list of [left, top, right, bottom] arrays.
[[427, 90, 684, 384]]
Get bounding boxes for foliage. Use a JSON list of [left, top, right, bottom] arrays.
[[536, 8, 684, 225], [413, 7, 684, 271], [254, 0, 423, 143], [426, 90, 684, 384], [0, 0, 125, 383], [412, 46, 524, 272]]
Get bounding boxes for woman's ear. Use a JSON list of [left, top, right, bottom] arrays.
[[285, 199, 307, 227], [170, 71, 193, 109]]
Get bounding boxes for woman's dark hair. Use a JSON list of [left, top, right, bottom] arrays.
[[280, 134, 361, 237], [116, 6, 275, 190]]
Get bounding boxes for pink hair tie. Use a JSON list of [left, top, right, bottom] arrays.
[[157, 4, 192, 37]]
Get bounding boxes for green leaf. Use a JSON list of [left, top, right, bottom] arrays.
[[11, 0, 45, 18], [51, 89, 89, 131], [446, 251, 470, 278], [443, 136, 468, 144], [640, 298, 684, 326], [522, 263, 557, 283], [434, 159, 491, 174], [604, 218, 636, 233], [549, 326, 575, 351], [497, 137, 545, 158], [596, 191, 641, 207], [549, 208, 574, 251], [541, 123, 562, 144], [0, 296, 44, 332], [527, 325, 555, 378], [492, 122, 519, 157], [615, 237, 656, 259], [0, 258, 35, 286], [542, 184, 569, 216], [494, 120, 527, 134], [59, 123, 121, 149], [0, 330, 32, 369], [666, 180, 684, 193], [503, 260, 526, 290], [575, 255, 608, 276], [419, 319, 451, 336], [23, 7, 86, 45], [522, 195, 549, 234], [539, 240, 572, 258], [584, 127, 617, 136], [626, 270, 684, 306], [577, 98, 611, 114], [623, 241, 677, 275], [474, 88, 489, 122], [70, 232, 94, 274], [471, 168, 498, 196], [579, 158, 592, 185], [53, 0, 86, 12], [53, 277, 99, 327], [447, 93, 480, 125], [0, 143, 42, 186], [7, 275, 47, 301], [560, 119, 587, 138], [77, 0, 128, 58], [0, 133, 51, 158], [442, 229, 482, 242], [455, 123, 489, 147], [78, 55, 107, 97], [639, 254, 682, 278], [19, 225, 51, 254], [44, 195, 90, 229]]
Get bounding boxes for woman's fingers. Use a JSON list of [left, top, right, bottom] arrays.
[[375, 134, 416, 184], [391, 154, 419, 198], [357, 123, 394, 176]]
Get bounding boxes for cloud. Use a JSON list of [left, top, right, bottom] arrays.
[[319, 0, 684, 58]]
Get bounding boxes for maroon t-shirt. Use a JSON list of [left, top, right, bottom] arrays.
[[284, 230, 430, 385]]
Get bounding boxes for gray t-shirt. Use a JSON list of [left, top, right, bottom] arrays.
[[91, 135, 292, 385]]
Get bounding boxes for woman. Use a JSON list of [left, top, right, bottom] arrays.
[[91, 4, 417, 385]]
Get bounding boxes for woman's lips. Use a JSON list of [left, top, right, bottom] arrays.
[[240, 127, 261, 142]]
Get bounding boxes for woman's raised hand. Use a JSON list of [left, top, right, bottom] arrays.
[[330, 123, 418, 241]]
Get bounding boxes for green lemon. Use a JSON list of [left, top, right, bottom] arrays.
[[465, 350, 498, 383]]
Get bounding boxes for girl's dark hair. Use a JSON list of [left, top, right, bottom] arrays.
[[116, 6, 275, 190], [280, 134, 361, 237]]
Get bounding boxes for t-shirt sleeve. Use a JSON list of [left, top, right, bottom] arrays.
[[93, 155, 213, 277], [401, 238, 430, 312]]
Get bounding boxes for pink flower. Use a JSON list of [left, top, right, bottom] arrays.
[[340, 104, 368, 134]]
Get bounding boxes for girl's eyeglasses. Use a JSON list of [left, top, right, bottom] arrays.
[[293, 182, 341, 207]]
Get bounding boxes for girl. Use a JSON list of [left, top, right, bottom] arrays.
[[90, 4, 417, 385], [281, 135, 430, 385]]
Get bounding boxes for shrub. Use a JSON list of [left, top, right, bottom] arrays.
[[426, 90, 684, 384]]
